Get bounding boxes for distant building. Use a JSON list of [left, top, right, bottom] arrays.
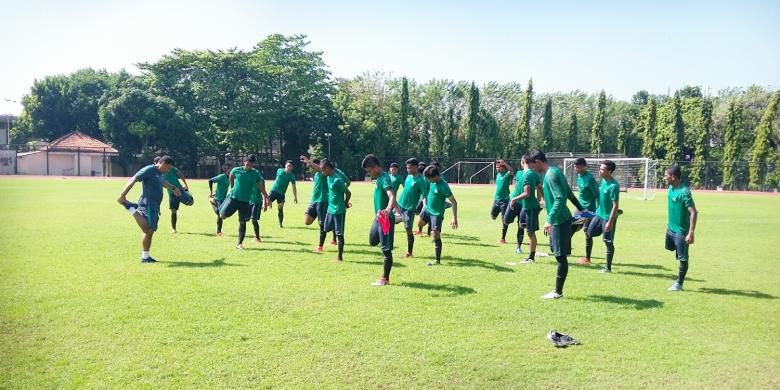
[[0, 114, 17, 145], [16, 131, 119, 176]]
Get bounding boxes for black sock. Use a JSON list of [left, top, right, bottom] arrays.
[[252, 220, 260, 239], [171, 213, 177, 230], [238, 221, 247, 245], [434, 238, 442, 261], [501, 224, 508, 240], [555, 255, 569, 294], [585, 236, 593, 258], [319, 231, 327, 247], [678, 261, 689, 285], [605, 242, 614, 270], [427, 225, 431, 236], [530, 251, 536, 260], [407, 233, 414, 254], [382, 250, 393, 279], [337, 235, 344, 259], [216, 218, 223, 234], [277, 209, 284, 226], [517, 227, 525, 247]]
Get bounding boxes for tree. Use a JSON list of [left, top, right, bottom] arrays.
[[661, 92, 685, 164], [515, 79, 533, 154], [566, 112, 578, 151], [749, 92, 780, 189], [399, 77, 411, 156], [465, 82, 480, 154], [541, 97, 553, 150], [590, 90, 606, 154], [641, 98, 657, 158], [690, 98, 713, 188], [722, 101, 744, 189]]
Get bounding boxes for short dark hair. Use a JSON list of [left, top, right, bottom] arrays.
[[361, 154, 380, 168], [530, 151, 547, 163], [389, 162, 399, 169], [418, 161, 427, 169], [320, 158, 335, 169], [406, 157, 418, 166], [602, 160, 616, 173], [244, 154, 257, 163], [521, 154, 533, 164], [431, 161, 441, 168], [666, 165, 682, 179], [423, 165, 439, 178], [153, 156, 161, 164], [574, 157, 587, 166], [285, 160, 294, 165], [158, 156, 175, 165], [312, 158, 321, 165]]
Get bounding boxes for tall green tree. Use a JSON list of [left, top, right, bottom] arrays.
[[661, 92, 685, 164], [641, 98, 657, 158], [690, 98, 713, 188], [749, 92, 780, 189], [465, 82, 480, 154], [566, 112, 578, 151], [399, 77, 411, 156], [721, 101, 744, 189], [590, 90, 606, 154], [541, 97, 553, 151], [515, 79, 533, 154]]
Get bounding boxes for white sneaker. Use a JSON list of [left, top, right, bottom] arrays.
[[667, 283, 683, 292], [541, 291, 563, 299]]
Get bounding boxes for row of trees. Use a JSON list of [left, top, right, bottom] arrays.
[[11, 34, 780, 188]]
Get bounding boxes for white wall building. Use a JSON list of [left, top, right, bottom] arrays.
[[16, 131, 119, 176]]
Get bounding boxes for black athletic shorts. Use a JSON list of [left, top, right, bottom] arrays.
[[520, 207, 541, 232], [421, 210, 446, 232], [220, 197, 251, 222], [250, 202, 262, 221], [415, 200, 424, 215], [369, 213, 395, 251], [400, 207, 416, 230], [550, 220, 573, 257], [491, 199, 509, 220], [305, 201, 327, 226], [324, 212, 346, 236], [586, 215, 616, 243], [665, 229, 689, 262], [268, 190, 285, 204], [503, 201, 522, 225]]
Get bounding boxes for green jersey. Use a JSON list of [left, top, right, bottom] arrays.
[[390, 173, 403, 195], [230, 166, 263, 203], [311, 172, 327, 203], [398, 174, 425, 210], [163, 166, 183, 195], [270, 168, 296, 194], [373, 171, 393, 213], [577, 171, 599, 212], [210, 173, 229, 201], [596, 177, 620, 220], [334, 168, 350, 186], [667, 183, 696, 234], [250, 186, 262, 205], [510, 170, 525, 200], [543, 166, 574, 225], [425, 180, 453, 216], [494, 171, 513, 201], [327, 175, 348, 215], [520, 169, 541, 210]]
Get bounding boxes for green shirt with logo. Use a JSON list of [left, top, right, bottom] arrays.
[[163, 166, 183, 196], [271, 168, 296, 194], [494, 171, 513, 201], [543, 166, 574, 225], [327, 175, 348, 215], [667, 184, 696, 234], [373, 171, 393, 213], [596, 177, 620, 220], [230, 166, 263, 203], [425, 180, 453, 216], [399, 174, 425, 210], [520, 169, 541, 210], [577, 171, 599, 212], [210, 173, 229, 201]]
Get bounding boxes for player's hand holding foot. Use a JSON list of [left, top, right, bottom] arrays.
[[173, 187, 182, 197]]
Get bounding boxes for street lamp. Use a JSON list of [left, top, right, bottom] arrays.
[[3, 99, 18, 146], [324, 132, 332, 159]]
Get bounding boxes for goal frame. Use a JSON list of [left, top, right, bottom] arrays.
[[563, 157, 658, 200]]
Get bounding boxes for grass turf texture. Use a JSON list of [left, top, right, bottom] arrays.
[[1, 177, 779, 388]]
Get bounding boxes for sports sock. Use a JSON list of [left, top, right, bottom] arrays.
[[434, 238, 442, 261], [216, 218, 223, 234], [238, 221, 247, 245], [585, 236, 593, 259], [332, 232, 337, 242], [517, 227, 525, 247], [677, 261, 689, 285], [555, 255, 569, 295], [605, 242, 614, 270], [501, 224, 508, 240], [427, 224, 431, 236], [382, 250, 393, 279], [407, 233, 414, 254], [319, 231, 327, 247], [141, 251, 150, 259], [529, 251, 536, 260], [252, 220, 260, 239], [277, 209, 284, 226], [171, 213, 177, 230], [337, 235, 344, 258]]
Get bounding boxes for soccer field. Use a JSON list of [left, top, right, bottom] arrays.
[[1, 177, 778, 388]]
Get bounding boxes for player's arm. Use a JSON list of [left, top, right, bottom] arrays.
[[686, 205, 698, 244], [256, 180, 271, 209], [299, 156, 322, 172], [162, 180, 182, 196], [117, 177, 139, 204], [344, 186, 352, 208], [498, 159, 514, 175], [291, 180, 298, 203], [178, 170, 189, 190], [208, 178, 215, 196], [605, 198, 619, 232], [448, 194, 458, 229], [384, 188, 398, 215], [511, 182, 533, 203]]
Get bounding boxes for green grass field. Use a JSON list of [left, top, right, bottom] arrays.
[[1, 177, 779, 388]]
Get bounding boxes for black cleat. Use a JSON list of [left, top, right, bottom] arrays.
[[141, 257, 158, 263]]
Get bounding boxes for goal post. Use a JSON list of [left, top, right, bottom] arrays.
[[563, 157, 658, 200]]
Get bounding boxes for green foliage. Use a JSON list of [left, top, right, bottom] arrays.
[[465, 82, 480, 154], [515, 79, 533, 154], [590, 90, 606, 154], [566, 112, 578, 151], [658, 92, 685, 166], [541, 97, 553, 151], [749, 92, 780, 189], [689, 98, 713, 188], [722, 101, 744, 189], [399, 77, 411, 156], [641, 98, 658, 158]]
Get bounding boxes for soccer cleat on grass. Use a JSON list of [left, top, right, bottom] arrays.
[[498, 239, 506, 244], [253, 237, 262, 243], [521, 258, 535, 264], [599, 267, 612, 273], [667, 283, 683, 292], [236, 244, 244, 250], [404, 252, 413, 258], [515, 247, 523, 255], [329, 240, 337, 246], [541, 291, 563, 299], [335, 256, 343, 262], [426, 260, 441, 266], [371, 277, 389, 286], [170, 229, 177, 234], [141, 257, 158, 263], [413, 231, 422, 236], [216, 232, 224, 237], [313, 246, 324, 253], [576, 257, 591, 265]]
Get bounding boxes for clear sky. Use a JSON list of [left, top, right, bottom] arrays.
[[1, 0, 778, 114]]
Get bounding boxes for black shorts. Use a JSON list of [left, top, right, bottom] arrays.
[[324, 212, 346, 236], [665, 229, 689, 262], [550, 220, 573, 257], [220, 197, 251, 222], [137, 197, 160, 231], [400, 208, 416, 230], [491, 200, 509, 219], [520, 207, 541, 232], [415, 200, 424, 215], [305, 201, 327, 225], [503, 201, 522, 225], [168, 189, 194, 210], [586, 215, 616, 243], [250, 202, 262, 221], [421, 210, 446, 232], [369, 213, 395, 251], [268, 190, 285, 204]]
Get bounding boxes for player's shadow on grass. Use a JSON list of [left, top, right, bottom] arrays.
[[617, 263, 670, 271], [440, 255, 515, 273], [346, 259, 407, 268], [620, 270, 704, 282], [244, 247, 312, 254], [694, 287, 777, 299], [575, 295, 664, 310], [449, 241, 499, 248], [398, 282, 476, 296], [165, 258, 245, 268], [260, 239, 309, 246], [441, 233, 481, 241]]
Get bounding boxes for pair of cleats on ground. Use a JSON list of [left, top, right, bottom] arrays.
[[547, 330, 580, 348]]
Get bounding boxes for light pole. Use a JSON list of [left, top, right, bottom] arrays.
[[3, 99, 18, 146], [324, 132, 332, 159]]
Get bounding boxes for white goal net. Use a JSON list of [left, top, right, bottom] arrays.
[[563, 157, 658, 200]]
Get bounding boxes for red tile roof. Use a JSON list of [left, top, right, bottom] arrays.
[[48, 131, 119, 154]]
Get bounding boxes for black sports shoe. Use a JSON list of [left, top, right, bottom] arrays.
[[141, 257, 158, 263]]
